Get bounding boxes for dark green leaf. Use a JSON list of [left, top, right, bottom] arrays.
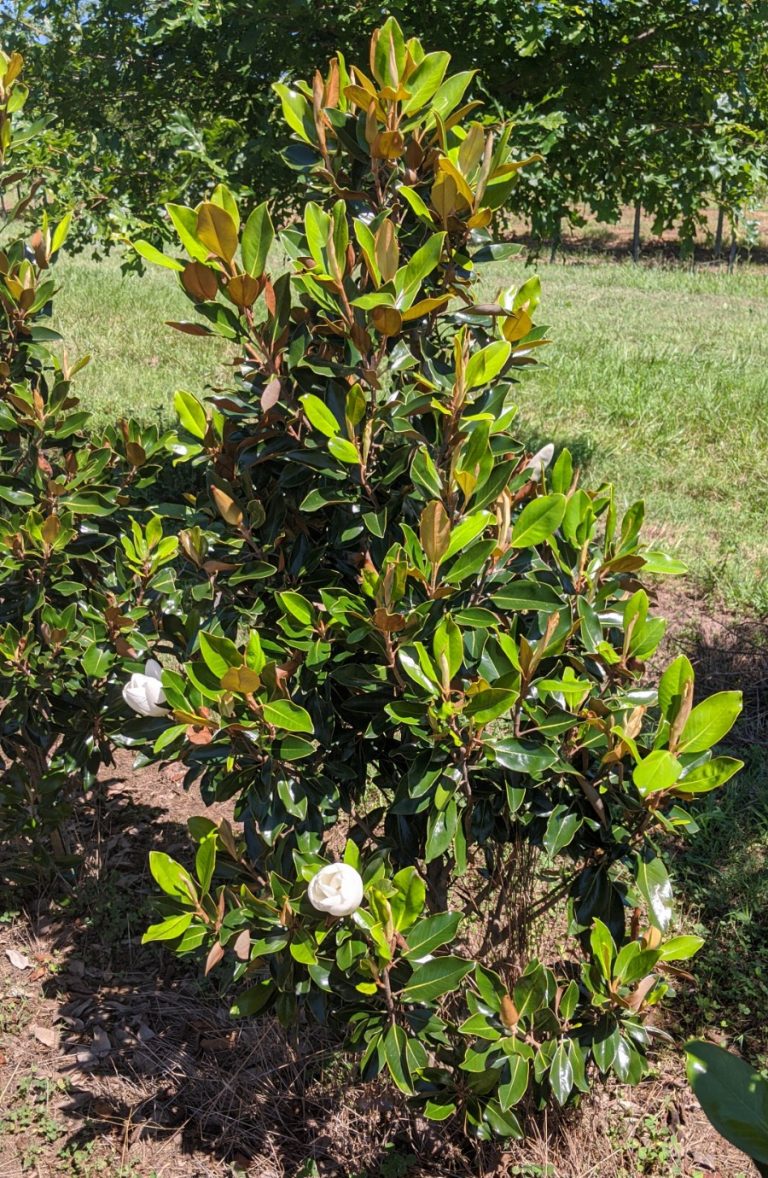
[[686, 1041, 768, 1166], [401, 956, 473, 1003], [403, 912, 462, 961]]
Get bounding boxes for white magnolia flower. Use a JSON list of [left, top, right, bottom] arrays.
[[122, 658, 168, 717], [307, 863, 364, 917], [526, 443, 555, 481]]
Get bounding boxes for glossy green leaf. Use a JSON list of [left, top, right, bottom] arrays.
[[425, 798, 458, 861], [498, 1055, 529, 1111], [328, 436, 360, 464], [300, 394, 339, 438], [686, 1041, 768, 1167], [278, 591, 315, 627], [142, 912, 194, 943], [167, 203, 210, 262], [133, 239, 184, 271], [82, 644, 113, 679], [433, 617, 463, 682], [642, 550, 687, 575], [384, 1023, 413, 1094], [195, 831, 216, 894], [148, 851, 197, 903], [675, 756, 743, 794], [241, 201, 274, 277], [635, 852, 673, 932], [443, 511, 495, 560], [589, 919, 615, 979], [430, 69, 476, 119], [398, 233, 445, 305], [658, 654, 695, 722], [509, 494, 566, 548], [634, 750, 683, 797], [488, 739, 556, 774], [390, 866, 426, 932], [273, 82, 314, 143], [464, 341, 511, 391], [262, 699, 313, 734], [550, 1040, 574, 1105], [403, 912, 462, 961], [679, 691, 742, 754], [401, 956, 473, 1003], [513, 965, 548, 1020], [174, 389, 208, 439], [465, 688, 517, 725], [199, 631, 241, 677], [230, 980, 276, 1017], [658, 935, 704, 962]]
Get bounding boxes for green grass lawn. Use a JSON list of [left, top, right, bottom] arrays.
[[52, 252, 231, 429], [482, 261, 768, 613], [53, 252, 768, 610]]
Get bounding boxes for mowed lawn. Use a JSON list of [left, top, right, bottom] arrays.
[[54, 253, 768, 610]]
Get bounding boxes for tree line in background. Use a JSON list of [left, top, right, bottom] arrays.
[[2, 0, 767, 256]]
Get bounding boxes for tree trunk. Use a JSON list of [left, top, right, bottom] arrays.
[[632, 202, 642, 263], [728, 231, 738, 274], [426, 859, 451, 912], [549, 218, 561, 264], [714, 204, 725, 259]]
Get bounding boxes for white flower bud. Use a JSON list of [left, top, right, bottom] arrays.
[[307, 862, 364, 917], [526, 443, 555, 481], [122, 658, 168, 717]]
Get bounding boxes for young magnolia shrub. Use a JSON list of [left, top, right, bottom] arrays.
[[125, 21, 744, 1139], [0, 51, 177, 873]]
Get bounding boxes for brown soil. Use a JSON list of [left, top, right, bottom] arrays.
[[653, 580, 768, 747], [505, 204, 768, 266], [0, 594, 764, 1176]]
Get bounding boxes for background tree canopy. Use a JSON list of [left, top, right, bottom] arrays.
[[3, 0, 767, 249]]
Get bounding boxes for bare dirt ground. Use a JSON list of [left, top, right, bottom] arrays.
[[0, 584, 764, 1177], [506, 204, 768, 266]]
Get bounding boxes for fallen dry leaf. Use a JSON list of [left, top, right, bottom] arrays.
[[5, 948, 31, 970], [92, 1027, 111, 1055], [32, 1024, 58, 1049], [200, 1035, 233, 1052]]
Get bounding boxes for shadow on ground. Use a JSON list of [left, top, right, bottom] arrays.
[[658, 582, 768, 747], [2, 586, 767, 1176], [1, 764, 492, 1177], [509, 230, 768, 269], [657, 583, 768, 1064]]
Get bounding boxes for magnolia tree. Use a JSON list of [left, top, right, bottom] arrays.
[[114, 21, 745, 1139]]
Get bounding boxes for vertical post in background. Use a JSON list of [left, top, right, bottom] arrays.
[[632, 202, 642, 263], [714, 204, 725, 259], [549, 215, 562, 263]]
